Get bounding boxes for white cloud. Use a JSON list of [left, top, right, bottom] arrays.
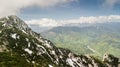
[[26, 15, 120, 27], [0, 0, 73, 17], [27, 18, 59, 27], [103, 0, 120, 8]]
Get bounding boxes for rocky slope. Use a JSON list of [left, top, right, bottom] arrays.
[[0, 15, 119, 67]]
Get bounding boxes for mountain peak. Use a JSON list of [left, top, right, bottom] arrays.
[[7, 15, 18, 18], [0, 15, 22, 22], [0, 15, 29, 33]]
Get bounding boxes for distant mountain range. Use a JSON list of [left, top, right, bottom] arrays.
[[29, 24, 53, 33], [41, 22, 120, 58]]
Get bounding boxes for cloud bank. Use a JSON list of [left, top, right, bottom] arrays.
[[26, 15, 120, 27], [0, 0, 119, 17], [0, 0, 73, 17]]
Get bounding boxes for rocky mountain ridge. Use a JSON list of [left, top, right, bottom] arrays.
[[0, 15, 119, 67]]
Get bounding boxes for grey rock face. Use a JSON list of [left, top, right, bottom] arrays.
[[103, 53, 120, 67]]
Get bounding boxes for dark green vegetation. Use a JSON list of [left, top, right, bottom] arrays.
[[0, 26, 56, 67], [0, 52, 31, 67], [0, 16, 57, 67], [42, 22, 120, 58]]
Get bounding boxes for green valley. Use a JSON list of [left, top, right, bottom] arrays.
[[42, 22, 120, 58]]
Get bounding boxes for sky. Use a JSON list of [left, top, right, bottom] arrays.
[[19, 0, 120, 20], [0, 0, 120, 27]]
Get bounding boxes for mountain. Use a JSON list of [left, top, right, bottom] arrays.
[[42, 22, 120, 58], [0, 15, 119, 67], [29, 24, 53, 32]]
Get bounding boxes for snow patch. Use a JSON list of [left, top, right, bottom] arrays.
[[36, 44, 42, 48], [28, 42, 31, 47], [66, 58, 75, 67], [26, 38, 29, 42], [11, 33, 17, 39], [22, 30, 27, 34], [44, 40, 52, 48], [32, 61, 35, 64], [36, 44, 54, 61], [15, 43, 18, 46], [58, 49, 63, 55], [26, 59, 30, 63], [48, 64, 53, 67], [51, 50, 55, 55], [24, 48, 33, 55], [2, 23, 6, 27], [60, 55, 63, 59], [17, 35, 20, 39]]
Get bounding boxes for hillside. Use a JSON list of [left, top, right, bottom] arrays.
[[42, 22, 120, 58]]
